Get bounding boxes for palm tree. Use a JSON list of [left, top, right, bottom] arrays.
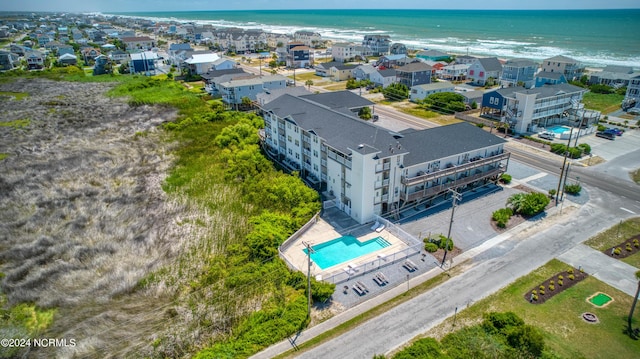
[[628, 270, 640, 338], [305, 79, 314, 90]]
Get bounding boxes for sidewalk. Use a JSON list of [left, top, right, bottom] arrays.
[[558, 243, 639, 296]]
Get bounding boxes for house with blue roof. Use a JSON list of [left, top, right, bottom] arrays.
[[534, 71, 567, 88]]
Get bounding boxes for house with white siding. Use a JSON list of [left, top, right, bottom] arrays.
[[468, 57, 502, 86], [410, 82, 455, 102]]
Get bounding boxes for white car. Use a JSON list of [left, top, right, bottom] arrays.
[[538, 132, 555, 140]]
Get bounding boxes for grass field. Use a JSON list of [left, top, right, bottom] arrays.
[[583, 217, 640, 252], [422, 259, 640, 359], [0, 91, 29, 100], [583, 92, 624, 114]]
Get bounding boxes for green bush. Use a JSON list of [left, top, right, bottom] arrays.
[[548, 189, 557, 197], [500, 173, 512, 184], [568, 274, 575, 280], [424, 242, 439, 253], [614, 247, 621, 255], [577, 143, 591, 154], [507, 192, 550, 216], [437, 235, 454, 251], [549, 284, 555, 291], [558, 280, 563, 286], [564, 183, 582, 195], [492, 208, 513, 228]]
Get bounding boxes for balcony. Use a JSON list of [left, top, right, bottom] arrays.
[[375, 163, 391, 173], [303, 148, 311, 157], [401, 152, 510, 187], [400, 166, 505, 202]]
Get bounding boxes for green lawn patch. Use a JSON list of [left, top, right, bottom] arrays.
[[0, 118, 30, 129], [584, 217, 640, 251], [0, 91, 29, 100], [0, 153, 8, 161], [622, 252, 640, 269], [322, 82, 347, 91], [632, 168, 640, 184], [583, 92, 624, 114], [422, 259, 640, 359]]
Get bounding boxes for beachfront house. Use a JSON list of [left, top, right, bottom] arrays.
[[468, 57, 502, 86], [409, 82, 455, 102], [499, 58, 538, 89], [390, 43, 408, 55], [480, 83, 599, 134], [376, 54, 409, 69], [293, 30, 322, 47], [454, 55, 478, 65], [396, 62, 433, 88], [261, 93, 510, 224], [284, 42, 311, 68], [219, 74, 287, 105], [362, 35, 391, 56], [588, 65, 640, 88], [541, 55, 584, 81]]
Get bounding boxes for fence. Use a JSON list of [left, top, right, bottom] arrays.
[[322, 243, 423, 284], [374, 215, 422, 247], [455, 111, 495, 127], [278, 211, 320, 270]]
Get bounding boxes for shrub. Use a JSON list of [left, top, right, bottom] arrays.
[[568, 274, 575, 280], [500, 173, 512, 184], [577, 143, 591, 155], [550, 280, 554, 285], [567, 268, 574, 274], [634, 239, 639, 248], [558, 275, 563, 280], [626, 243, 633, 251], [532, 294, 538, 301], [438, 235, 454, 251], [549, 284, 555, 291], [564, 183, 582, 195], [539, 289, 545, 295], [558, 280, 563, 286], [531, 290, 537, 295], [492, 207, 513, 228], [507, 192, 550, 216], [614, 247, 621, 255], [548, 189, 557, 197], [539, 285, 545, 291], [424, 242, 439, 253]]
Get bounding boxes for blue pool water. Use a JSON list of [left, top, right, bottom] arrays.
[[547, 125, 571, 134], [304, 236, 391, 270]]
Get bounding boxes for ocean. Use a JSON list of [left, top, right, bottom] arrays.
[[111, 9, 640, 68]]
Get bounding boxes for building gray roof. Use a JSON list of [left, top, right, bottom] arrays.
[[299, 90, 374, 110], [331, 63, 357, 71], [411, 82, 455, 91], [535, 71, 565, 80], [378, 69, 397, 77], [257, 86, 312, 105], [544, 55, 578, 64], [504, 58, 538, 68], [417, 49, 449, 58], [494, 83, 585, 99], [264, 94, 403, 157], [602, 65, 634, 74], [399, 122, 507, 166], [396, 62, 432, 73], [476, 57, 503, 72]]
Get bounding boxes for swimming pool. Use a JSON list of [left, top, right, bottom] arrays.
[[304, 235, 391, 270], [547, 125, 571, 134]]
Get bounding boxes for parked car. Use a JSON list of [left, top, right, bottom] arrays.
[[595, 131, 615, 140], [604, 128, 624, 136], [538, 131, 555, 140]]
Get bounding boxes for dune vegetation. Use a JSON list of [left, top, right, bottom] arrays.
[[0, 73, 332, 358]]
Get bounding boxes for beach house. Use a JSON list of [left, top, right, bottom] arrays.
[[499, 58, 538, 89], [362, 34, 391, 56], [541, 55, 584, 81], [396, 62, 433, 88], [219, 74, 287, 105], [468, 58, 503, 86], [409, 82, 456, 102], [623, 74, 640, 112], [261, 93, 510, 224], [121, 36, 155, 51], [481, 83, 599, 134]]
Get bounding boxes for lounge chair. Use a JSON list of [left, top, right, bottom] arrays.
[[407, 259, 418, 270], [373, 276, 384, 286], [403, 260, 416, 272], [377, 272, 389, 283], [352, 284, 365, 295], [356, 281, 369, 292], [375, 224, 386, 233], [370, 221, 380, 231]]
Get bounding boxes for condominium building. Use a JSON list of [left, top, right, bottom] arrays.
[[261, 92, 510, 224]]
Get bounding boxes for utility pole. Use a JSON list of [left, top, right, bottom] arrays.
[[555, 126, 574, 206], [442, 188, 461, 267], [302, 241, 314, 319]]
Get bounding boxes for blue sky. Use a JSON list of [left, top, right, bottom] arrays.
[[3, 0, 639, 12]]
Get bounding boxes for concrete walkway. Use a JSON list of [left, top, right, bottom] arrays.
[[558, 243, 639, 296]]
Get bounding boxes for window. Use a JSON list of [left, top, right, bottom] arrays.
[[479, 71, 484, 78], [294, 127, 299, 133], [313, 150, 318, 157], [288, 149, 292, 155], [295, 140, 299, 146], [295, 153, 300, 159], [469, 69, 474, 76], [287, 136, 292, 142], [287, 123, 291, 129]]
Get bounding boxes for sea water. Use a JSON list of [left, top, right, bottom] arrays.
[[111, 9, 640, 68]]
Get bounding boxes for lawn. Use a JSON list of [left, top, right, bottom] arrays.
[[422, 259, 640, 359], [322, 82, 347, 91], [583, 217, 640, 251], [632, 168, 640, 184], [0, 91, 29, 100], [622, 252, 640, 268], [400, 107, 461, 126], [583, 92, 624, 114]]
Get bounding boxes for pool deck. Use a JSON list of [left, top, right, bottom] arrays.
[[281, 216, 410, 279]]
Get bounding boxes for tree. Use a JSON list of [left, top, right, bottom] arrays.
[[382, 83, 409, 101], [421, 92, 467, 114], [628, 270, 640, 338], [305, 79, 314, 90]]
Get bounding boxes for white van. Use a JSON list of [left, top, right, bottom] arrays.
[[538, 132, 555, 140]]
